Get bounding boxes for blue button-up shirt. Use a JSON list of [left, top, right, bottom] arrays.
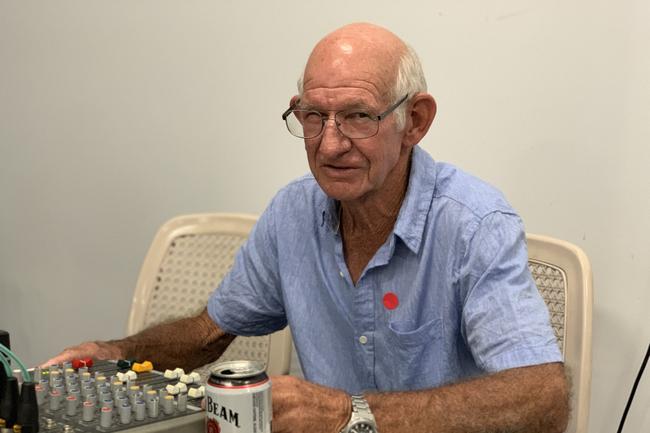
[[208, 146, 562, 393]]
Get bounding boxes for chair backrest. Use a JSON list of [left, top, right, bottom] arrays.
[[126, 213, 292, 379], [526, 233, 592, 433]]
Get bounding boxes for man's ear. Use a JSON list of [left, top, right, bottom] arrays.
[[402, 94, 436, 148]]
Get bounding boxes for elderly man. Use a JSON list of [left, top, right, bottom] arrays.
[[47, 23, 569, 433]]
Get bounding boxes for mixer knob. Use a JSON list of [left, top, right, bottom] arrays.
[[146, 396, 159, 418], [99, 406, 113, 429], [33, 367, 42, 383], [68, 387, 81, 401], [53, 377, 64, 391], [113, 388, 126, 403], [85, 393, 98, 407], [49, 370, 60, 388], [162, 395, 174, 415], [97, 383, 109, 397], [99, 390, 112, 404], [66, 395, 79, 416], [119, 403, 132, 425], [188, 386, 205, 398], [82, 401, 95, 422], [127, 385, 139, 404], [111, 380, 122, 392], [81, 383, 94, 398], [49, 389, 63, 411], [177, 392, 188, 412], [39, 378, 50, 394], [145, 389, 157, 402], [134, 400, 146, 421], [36, 383, 47, 406], [129, 391, 141, 407], [95, 375, 107, 386]]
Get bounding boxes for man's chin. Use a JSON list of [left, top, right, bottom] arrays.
[[319, 184, 364, 202]]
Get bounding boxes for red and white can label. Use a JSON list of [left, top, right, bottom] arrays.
[[206, 363, 271, 433]]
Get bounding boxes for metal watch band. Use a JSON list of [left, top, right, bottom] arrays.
[[340, 395, 378, 433], [351, 395, 372, 416]]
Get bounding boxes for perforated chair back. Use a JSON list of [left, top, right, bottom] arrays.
[[127, 213, 292, 378], [526, 234, 592, 433]]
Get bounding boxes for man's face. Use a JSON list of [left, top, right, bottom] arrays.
[[300, 89, 405, 203], [300, 40, 407, 203]]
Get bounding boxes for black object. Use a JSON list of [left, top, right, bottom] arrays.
[[16, 381, 39, 433], [617, 343, 650, 433], [117, 359, 136, 369], [0, 330, 9, 350], [0, 330, 9, 400], [0, 365, 6, 409], [0, 376, 19, 428]]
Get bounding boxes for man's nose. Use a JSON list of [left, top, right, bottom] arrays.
[[318, 118, 351, 155]]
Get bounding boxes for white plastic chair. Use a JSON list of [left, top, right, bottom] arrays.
[[527, 233, 593, 433], [126, 213, 292, 378]]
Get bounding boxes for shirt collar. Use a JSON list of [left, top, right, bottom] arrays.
[[321, 146, 438, 252], [393, 146, 437, 253]]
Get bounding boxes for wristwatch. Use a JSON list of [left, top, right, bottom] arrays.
[[340, 395, 378, 433]]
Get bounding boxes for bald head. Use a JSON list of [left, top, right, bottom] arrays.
[[301, 23, 408, 103], [290, 24, 436, 205]]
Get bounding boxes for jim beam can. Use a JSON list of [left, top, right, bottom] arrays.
[[206, 361, 271, 433]]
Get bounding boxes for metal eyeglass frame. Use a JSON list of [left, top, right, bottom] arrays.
[[281, 94, 409, 139]]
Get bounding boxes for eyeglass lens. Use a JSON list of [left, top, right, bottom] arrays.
[[285, 110, 379, 139]]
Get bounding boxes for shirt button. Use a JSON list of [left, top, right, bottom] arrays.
[[358, 335, 368, 345], [339, 271, 345, 278]]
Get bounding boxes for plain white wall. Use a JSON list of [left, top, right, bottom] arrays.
[[1, 1, 648, 432]]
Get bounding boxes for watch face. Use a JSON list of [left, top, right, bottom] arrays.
[[350, 422, 375, 433]]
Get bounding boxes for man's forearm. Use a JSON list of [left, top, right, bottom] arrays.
[[110, 308, 236, 371], [365, 362, 569, 433]]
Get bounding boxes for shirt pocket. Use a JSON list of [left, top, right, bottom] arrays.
[[381, 317, 444, 389]]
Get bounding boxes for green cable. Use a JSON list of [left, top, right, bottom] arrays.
[[0, 344, 31, 382], [0, 351, 11, 377]]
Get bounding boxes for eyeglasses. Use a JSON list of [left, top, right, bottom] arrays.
[[281, 94, 409, 139]]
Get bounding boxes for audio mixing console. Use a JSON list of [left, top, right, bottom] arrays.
[[9, 360, 205, 433]]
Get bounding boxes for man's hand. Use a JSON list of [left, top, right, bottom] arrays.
[[271, 375, 351, 433], [41, 341, 123, 367]]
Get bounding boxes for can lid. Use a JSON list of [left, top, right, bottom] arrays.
[[210, 361, 266, 379]]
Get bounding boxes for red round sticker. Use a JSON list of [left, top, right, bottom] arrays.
[[383, 292, 399, 310]]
